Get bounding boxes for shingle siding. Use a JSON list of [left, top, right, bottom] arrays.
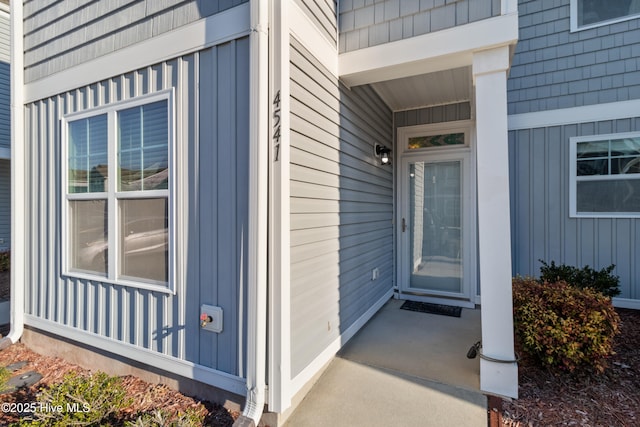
[[508, 0, 640, 114], [339, 0, 500, 53], [22, 0, 249, 83]]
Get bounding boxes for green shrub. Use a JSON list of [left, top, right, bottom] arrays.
[[0, 366, 10, 392], [126, 408, 205, 427], [539, 260, 621, 297], [17, 371, 131, 426], [512, 277, 620, 373]]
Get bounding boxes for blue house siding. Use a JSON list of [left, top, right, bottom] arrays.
[[295, 0, 337, 46], [508, 117, 640, 301], [338, 0, 501, 53], [289, 36, 393, 378], [508, 0, 640, 115], [23, 38, 250, 376], [22, 0, 249, 83]]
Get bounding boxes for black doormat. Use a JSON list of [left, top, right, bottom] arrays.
[[400, 301, 462, 317]]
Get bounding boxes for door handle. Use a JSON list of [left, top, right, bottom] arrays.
[[402, 218, 407, 232]]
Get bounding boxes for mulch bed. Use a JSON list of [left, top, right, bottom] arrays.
[[0, 343, 238, 426], [491, 308, 640, 426]]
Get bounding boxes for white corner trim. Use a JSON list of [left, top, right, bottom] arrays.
[[508, 99, 640, 130], [613, 298, 640, 310], [24, 314, 247, 395], [289, 288, 393, 396], [0, 147, 9, 159], [289, 1, 338, 76], [339, 13, 518, 87], [24, 3, 250, 104]]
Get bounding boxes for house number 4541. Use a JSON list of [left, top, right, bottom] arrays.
[[273, 90, 281, 162]]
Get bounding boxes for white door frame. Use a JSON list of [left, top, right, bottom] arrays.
[[396, 121, 477, 308]]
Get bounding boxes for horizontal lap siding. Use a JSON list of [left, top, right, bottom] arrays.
[[289, 36, 393, 378], [0, 8, 8, 151], [508, 0, 640, 114], [24, 39, 249, 376], [295, 0, 337, 46], [0, 159, 9, 250], [22, 0, 249, 83], [509, 118, 640, 300], [339, 0, 500, 53]]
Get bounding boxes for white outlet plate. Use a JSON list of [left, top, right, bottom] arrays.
[[200, 304, 223, 333], [372, 268, 380, 281]]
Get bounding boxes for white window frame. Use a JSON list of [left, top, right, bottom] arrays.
[[61, 89, 176, 293], [570, 0, 640, 32], [570, 131, 640, 218]]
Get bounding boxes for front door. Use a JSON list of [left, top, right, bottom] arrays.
[[397, 124, 476, 307]]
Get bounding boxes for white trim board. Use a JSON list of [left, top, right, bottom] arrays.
[[508, 99, 640, 130], [338, 13, 518, 87], [24, 3, 250, 104], [24, 315, 247, 395], [613, 298, 640, 310], [289, 288, 393, 396]]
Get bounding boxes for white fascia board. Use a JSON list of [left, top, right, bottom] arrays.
[[289, 1, 337, 76], [509, 99, 640, 130], [339, 13, 518, 87], [24, 3, 250, 104], [24, 315, 247, 395]]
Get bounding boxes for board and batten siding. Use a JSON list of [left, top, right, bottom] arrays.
[[508, 0, 640, 115], [289, 36, 393, 378], [509, 117, 640, 300], [0, 5, 8, 151], [23, 38, 250, 377], [0, 159, 9, 250], [22, 0, 249, 83], [295, 0, 337, 46], [338, 0, 501, 53]]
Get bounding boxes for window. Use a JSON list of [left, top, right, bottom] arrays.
[[570, 132, 640, 217], [571, 0, 640, 31], [63, 91, 174, 290]]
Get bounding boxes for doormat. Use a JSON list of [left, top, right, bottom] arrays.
[[400, 301, 462, 317]]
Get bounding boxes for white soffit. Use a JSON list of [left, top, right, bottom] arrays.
[[371, 66, 471, 111]]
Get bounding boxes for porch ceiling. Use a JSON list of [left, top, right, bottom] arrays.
[[370, 66, 472, 112]]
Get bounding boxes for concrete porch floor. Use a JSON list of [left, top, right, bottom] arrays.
[[284, 297, 487, 426]]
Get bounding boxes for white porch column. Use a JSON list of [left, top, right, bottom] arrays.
[[473, 46, 518, 399]]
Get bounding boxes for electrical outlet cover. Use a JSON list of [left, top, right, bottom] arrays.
[[200, 304, 223, 333]]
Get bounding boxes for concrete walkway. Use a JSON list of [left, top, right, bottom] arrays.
[[285, 299, 488, 426]]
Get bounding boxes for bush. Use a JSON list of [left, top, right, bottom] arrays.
[[17, 371, 131, 426], [512, 277, 620, 373], [126, 408, 205, 427], [539, 260, 620, 297]]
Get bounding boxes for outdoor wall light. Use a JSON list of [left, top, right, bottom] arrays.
[[374, 144, 391, 165]]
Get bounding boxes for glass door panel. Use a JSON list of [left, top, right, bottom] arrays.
[[408, 160, 463, 294]]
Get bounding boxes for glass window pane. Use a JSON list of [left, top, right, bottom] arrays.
[[408, 133, 464, 149], [70, 200, 107, 275], [611, 138, 640, 157], [119, 198, 168, 283], [577, 158, 608, 176], [578, 0, 638, 27], [612, 157, 640, 175], [576, 140, 608, 159], [68, 115, 108, 193], [118, 100, 168, 191], [577, 179, 640, 213]]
